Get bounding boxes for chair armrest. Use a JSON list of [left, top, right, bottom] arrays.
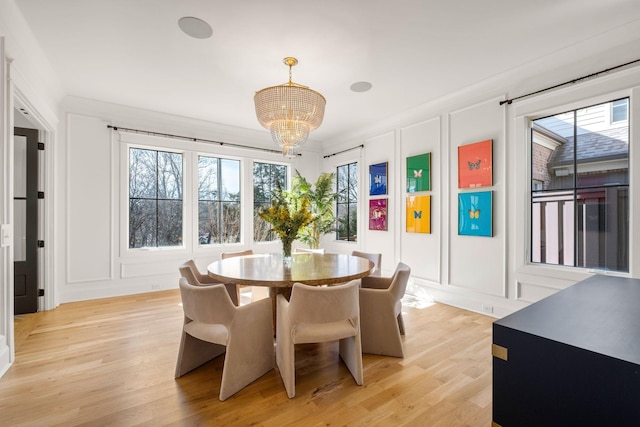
[[197, 275, 219, 285], [361, 276, 391, 290]]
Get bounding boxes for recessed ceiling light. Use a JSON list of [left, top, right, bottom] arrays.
[[350, 81, 373, 93], [178, 16, 213, 39]]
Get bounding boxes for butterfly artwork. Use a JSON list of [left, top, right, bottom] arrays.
[[458, 191, 492, 237], [406, 153, 431, 192], [369, 162, 388, 195], [468, 160, 481, 170], [369, 198, 387, 231], [406, 196, 431, 233], [458, 139, 492, 188]]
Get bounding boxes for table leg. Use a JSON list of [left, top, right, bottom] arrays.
[[269, 287, 292, 334]]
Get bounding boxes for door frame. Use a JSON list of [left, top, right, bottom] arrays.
[[13, 126, 39, 314], [13, 90, 55, 312], [1, 55, 56, 375]]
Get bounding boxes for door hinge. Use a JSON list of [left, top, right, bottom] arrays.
[[38, 142, 45, 150], [38, 191, 45, 199], [37, 240, 45, 248], [38, 289, 44, 297]]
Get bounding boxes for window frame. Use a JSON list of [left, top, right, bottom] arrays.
[[611, 98, 629, 124], [197, 155, 242, 246], [125, 144, 186, 252], [252, 161, 289, 243], [529, 97, 630, 273], [336, 161, 358, 242]]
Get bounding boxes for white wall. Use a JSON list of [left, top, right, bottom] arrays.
[[0, 0, 63, 378], [2, 2, 640, 388], [56, 97, 321, 303], [322, 50, 640, 318]]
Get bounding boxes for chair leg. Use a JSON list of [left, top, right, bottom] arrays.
[[219, 298, 275, 401], [276, 296, 296, 398], [339, 335, 364, 386], [175, 331, 225, 378], [397, 312, 405, 336]]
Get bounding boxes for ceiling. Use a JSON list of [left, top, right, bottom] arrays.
[[14, 0, 640, 143]]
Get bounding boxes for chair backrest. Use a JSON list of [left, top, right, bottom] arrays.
[[183, 259, 208, 282], [294, 247, 325, 254], [351, 251, 382, 276], [288, 280, 360, 325], [179, 278, 235, 325], [179, 261, 202, 286], [388, 263, 411, 303], [220, 249, 254, 259]]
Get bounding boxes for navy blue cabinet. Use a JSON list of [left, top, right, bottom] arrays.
[[493, 275, 640, 426]]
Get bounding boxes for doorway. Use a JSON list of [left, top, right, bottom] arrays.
[[13, 127, 40, 315]]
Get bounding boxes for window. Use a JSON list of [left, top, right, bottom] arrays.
[[253, 162, 288, 241], [129, 148, 183, 248], [336, 162, 358, 241], [531, 98, 629, 272], [611, 98, 628, 123], [198, 156, 241, 244]]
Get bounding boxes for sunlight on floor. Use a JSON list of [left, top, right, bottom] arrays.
[[403, 277, 436, 309]]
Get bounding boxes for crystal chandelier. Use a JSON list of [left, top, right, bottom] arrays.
[[254, 57, 326, 158]]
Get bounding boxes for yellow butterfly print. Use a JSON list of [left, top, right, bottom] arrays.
[[469, 209, 480, 219], [413, 169, 422, 178]]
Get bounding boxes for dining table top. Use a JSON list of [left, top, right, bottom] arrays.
[[207, 252, 374, 287]]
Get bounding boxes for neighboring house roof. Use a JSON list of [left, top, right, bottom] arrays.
[[548, 127, 629, 167]]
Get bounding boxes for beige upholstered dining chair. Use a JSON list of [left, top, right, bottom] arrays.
[[359, 262, 411, 358], [220, 249, 254, 259], [276, 280, 363, 398], [175, 278, 274, 401], [351, 250, 382, 277], [294, 247, 326, 254], [179, 260, 239, 306]]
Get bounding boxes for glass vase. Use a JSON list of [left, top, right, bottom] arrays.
[[282, 239, 292, 266]]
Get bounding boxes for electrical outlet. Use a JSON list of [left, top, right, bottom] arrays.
[[482, 304, 494, 314], [151, 284, 160, 290]]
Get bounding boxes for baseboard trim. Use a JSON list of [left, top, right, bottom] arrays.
[[0, 342, 11, 379]]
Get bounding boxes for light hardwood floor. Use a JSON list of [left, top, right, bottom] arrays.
[[1, 290, 494, 426]]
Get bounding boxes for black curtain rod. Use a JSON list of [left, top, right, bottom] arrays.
[[500, 58, 640, 106], [323, 144, 364, 159], [106, 125, 299, 156]]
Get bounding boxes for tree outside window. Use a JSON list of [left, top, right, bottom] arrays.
[[336, 162, 358, 241], [253, 162, 288, 242], [129, 148, 183, 248], [198, 156, 241, 244]]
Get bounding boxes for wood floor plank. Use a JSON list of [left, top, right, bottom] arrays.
[[0, 289, 494, 426]]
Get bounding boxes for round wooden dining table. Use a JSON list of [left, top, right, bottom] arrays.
[[208, 253, 374, 327], [207, 252, 374, 288], [207, 253, 375, 334]]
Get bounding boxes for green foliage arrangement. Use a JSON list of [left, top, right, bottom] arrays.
[[258, 180, 314, 257], [291, 170, 337, 249]]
